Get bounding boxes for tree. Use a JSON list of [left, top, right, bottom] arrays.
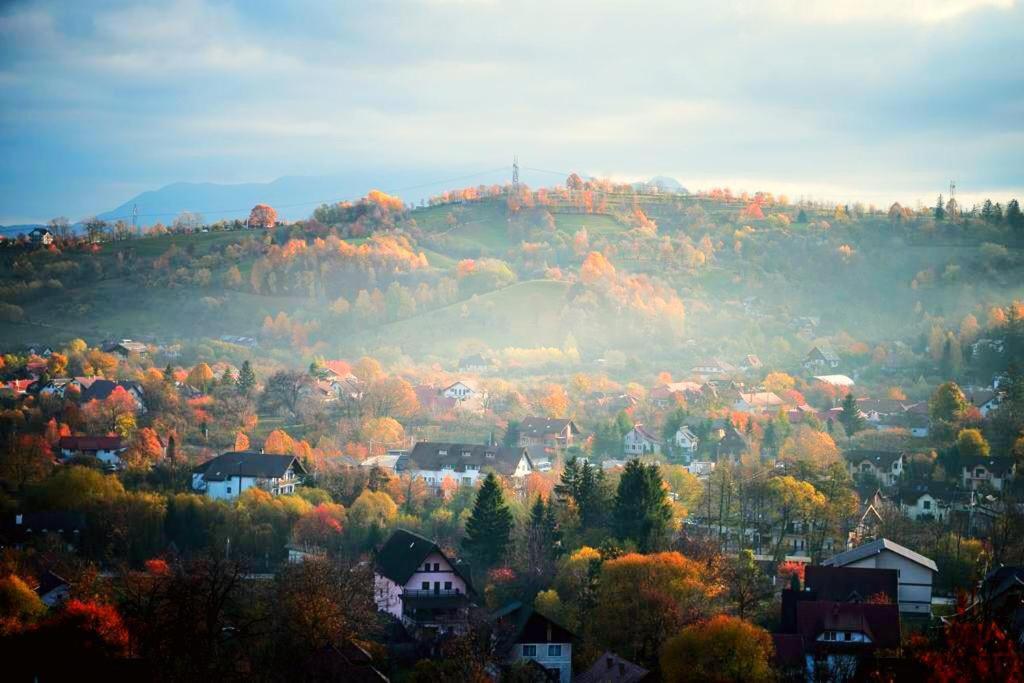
[[956, 428, 990, 460], [725, 550, 772, 619], [839, 393, 865, 437], [260, 370, 311, 418], [0, 574, 45, 634], [46, 352, 68, 377], [346, 490, 397, 548], [522, 496, 561, 587], [935, 194, 946, 220], [248, 203, 278, 229], [930, 381, 967, 424], [555, 457, 611, 530], [186, 363, 215, 392], [502, 420, 521, 447], [237, 361, 257, 395], [778, 426, 839, 470], [124, 427, 164, 469], [763, 371, 795, 395], [660, 615, 775, 682], [363, 377, 418, 419], [539, 384, 569, 418], [463, 472, 513, 570], [613, 460, 673, 551], [1007, 199, 1023, 231]]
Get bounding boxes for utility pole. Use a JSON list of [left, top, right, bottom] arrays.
[[132, 203, 138, 236], [512, 155, 520, 191]]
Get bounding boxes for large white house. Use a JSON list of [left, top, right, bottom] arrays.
[[673, 426, 699, 454], [191, 451, 305, 501], [405, 442, 533, 490], [492, 602, 574, 683], [823, 538, 937, 615], [961, 456, 1015, 491], [843, 450, 904, 487], [373, 529, 473, 634], [624, 424, 662, 455], [58, 435, 126, 468]]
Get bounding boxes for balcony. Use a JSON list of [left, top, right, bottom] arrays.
[[401, 589, 469, 610]]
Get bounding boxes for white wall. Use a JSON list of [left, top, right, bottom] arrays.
[[844, 550, 933, 614], [512, 643, 572, 683]]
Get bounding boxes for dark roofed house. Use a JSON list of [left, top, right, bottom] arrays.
[[79, 379, 146, 413], [716, 425, 750, 461], [803, 345, 840, 371], [29, 227, 53, 245], [191, 451, 305, 501], [458, 353, 490, 372], [843, 449, 904, 487], [491, 602, 575, 683], [405, 442, 533, 491], [373, 529, 473, 636], [898, 480, 955, 521], [805, 566, 899, 605], [823, 538, 937, 615], [575, 651, 651, 683], [2, 511, 86, 550], [961, 456, 1015, 492], [518, 417, 581, 449], [796, 600, 901, 678], [102, 339, 149, 357]]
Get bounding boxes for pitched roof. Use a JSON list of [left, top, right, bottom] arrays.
[[805, 566, 899, 604], [407, 442, 530, 476], [490, 601, 575, 650], [575, 652, 650, 683], [458, 354, 489, 369], [738, 391, 784, 407], [375, 528, 472, 590], [962, 456, 1015, 476], [813, 374, 855, 387], [796, 601, 901, 649], [520, 417, 580, 438], [823, 538, 938, 573], [80, 379, 143, 402], [898, 480, 955, 505], [842, 449, 903, 468], [717, 425, 749, 455], [628, 424, 661, 443], [194, 451, 305, 481], [59, 436, 124, 451], [806, 346, 840, 362]]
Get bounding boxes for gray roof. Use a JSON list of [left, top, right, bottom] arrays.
[[823, 538, 938, 573], [842, 449, 903, 468], [519, 417, 579, 438], [407, 442, 531, 476], [195, 451, 306, 482]]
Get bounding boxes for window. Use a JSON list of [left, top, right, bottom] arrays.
[[976, 468, 985, 477], [843, 632, 852, 641], [421, 581, 430, 590], [548, 644, 562, 657], [444, 581, 452, 590], [226, 486, 232, 494], [522, 645, 537, 657], [923, 500, 931, 510], [438, 449, 447, 456], [424, 563, 431, 571], [433, 563, 440, 571]]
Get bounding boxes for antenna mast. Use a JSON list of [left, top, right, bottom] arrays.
[[512, 155, 520, 190], [132, 203, 138, 235]]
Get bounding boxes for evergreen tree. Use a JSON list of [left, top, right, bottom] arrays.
[[220, 367, 236, 387], [838, 393, 865, 437], [796, 208, 808, 223], [502, 420, 521, 447], [763, 421, 778, 455], [524, 496, 561, 586], [163, 364, 175, 385], [612, 460, 673, 552], [463, 472, 513, 569], [1008, 199, 1023, 231], [238, 360, 257, 395], [934, 194, 946, 220], [555, 457, 610, 529]]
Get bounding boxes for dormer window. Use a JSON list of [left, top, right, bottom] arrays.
[[462, 451, 471, 458], [485, 451, 495, 458], [438, 449, 447, 456]]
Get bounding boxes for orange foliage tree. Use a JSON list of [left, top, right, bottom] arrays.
[[248, 203, 278, 228]]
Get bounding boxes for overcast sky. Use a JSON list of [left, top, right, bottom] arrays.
[[1, 0, 1022, 223]]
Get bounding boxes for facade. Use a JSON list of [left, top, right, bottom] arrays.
[[823, 538, 937, 615], [58, 435, 126, 468], [733, 391, 785, 413], [899, 481, 953, 521], [623, 424, 661, 455], [101, 339, 148, 357], [441, 380, 477, 401], [191, 451, 305, 501], [28, 227, 54, 245], [803, 346, 840, 371], [961, 457, 1014, 491], [673, 426, 699, 454], [492, 602, 574, 683], [575, 652, 650, 683], [518, 417, 580, 449], [843, 450, 903, 487], [405, 442, 533, 491], [373, 529, 473, 635]]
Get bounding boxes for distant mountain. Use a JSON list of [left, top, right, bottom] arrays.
[[96, 168, 511, 226], [644, 176, 688, 194]]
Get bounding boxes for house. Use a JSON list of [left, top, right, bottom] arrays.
[[405, 442, 533, 491], [716, 425, 750, 460], [843, 450, 903, 487], [898, 480, 953, 521], [38, 378, 73, 398], [59, 435, 126, 468], [361, 453, 407, 474], [574, 652, 650, 683], [518, 417, 581, 449], [458, 354, 490, 373], [623, 424, 661, 455], [373, 529, 473, 635], [823, 538, 937, 615], [28, 227, 53, 246], [795, 601, 901, 681], [803, 346, 840, 371], [648, 381, 702, 407], [413, 384, 457, 415], [101, 339, 148, 357], [740, 354, 763, 371], [78, 379, 147, 413], [961, 456, 1014, 491], [969, 566, 1024, 643], [690, 358, 736, 377], [968, 389, 1001, 417], [733, 391, 785, 413], [686, 460, 715, 478], [2, 512, 85, 550], [491, 602, 574, 683], [191, 451, 305, 501], [804, 566, 899, 606], [673, 425, 699, 455], [1, 379, 34, 395], [442, 380, 478, 401], [32, 570, 71, 608], [813, 375, 855, 390]]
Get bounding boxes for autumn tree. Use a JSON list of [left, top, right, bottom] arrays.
[[463, 472, 513, 571], [123, 427, 164, 470], [187, 363, 215, 392], [956, 428, 990, 460], [259, 370, 311, 418], [725, 550, 773, 619], [248, 203, 278, 228], [930, 381, 967, 424], [660, 615, 775, 682]]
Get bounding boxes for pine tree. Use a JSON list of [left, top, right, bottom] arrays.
[[796, 208, 808, 223], [463, 472, 513, 569], [163, 364, 175, 384], [839, 393, 865, 437], [935, 194, 946, 221], [220, 367, 236, 387], [238, 360, 256, 395], [1008, 199, 1023, 231], [612, 460, 673, 552]]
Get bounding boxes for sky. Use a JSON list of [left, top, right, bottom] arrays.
[[1, 0, 1022, 224]]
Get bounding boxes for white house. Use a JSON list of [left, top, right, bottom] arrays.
[[674, 426, 699, 454], [58, 435, 126, 468], [405, 442, 533, 491], [492, 602, 574, 683], [442, 380, 478, 401], [624, 424, 661, 455], [823, 538, 938, 615], [961, 457, 1015, 491], [899, 482, 952, 522], [686, 460, 716, 478], [690, 358, 736, 377], [191, 451, 305, 501], [843, 450, 903, 487], [373, 529, 473, 634], [28, 227, 54, 246]]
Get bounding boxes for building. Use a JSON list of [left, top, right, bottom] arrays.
[[491, 602, 574, 683], [648, 381, 703, 407], [823, 538, 937, 615], [405, 442, 533, 491], [843, 450, 903, 487], [690, 358, 736, 377], [795, 601, 901, 681], [673, 425, 699, 454], [77, 379, 147, 413], [58, 435, 126, 468], [458, 354, 490, 373], [373, 529, 473, 635], [441, 380, 478, 401], [28, 227, 54, 246], [733, 391, 785, 413], [191, 451, 305, 501], [623, 424, 661, 455], [961, 456, 1015, 491], [803, 346, 840, 371], [101, 339, 149, 357], [898, 480, 953, 521], [716, 425, 750, 461], [813, 375, 855, 390], [574, 652, 650, 683], [804, 566, 899, 605], [518, 417, 581, 449]]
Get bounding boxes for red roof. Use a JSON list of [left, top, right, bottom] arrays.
[[3, 379, 33, 393], [59, 436, 124, 451]]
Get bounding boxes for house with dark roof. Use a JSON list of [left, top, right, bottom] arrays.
[[823, 538, 937, 615], [491, 602, 574, 683], [518, 417, 581, 449], [28, 227, 53, 246], [457, 353, 490, 372], [77, 379, 147, 413], [373, 529, 473, 636], [796, 601, 901, 680], [59, 435, 126, 468], [803, 345, 840, 371], [961, 456, 1015, 492], [898, 480, 954, 521], [2, 512, 85, 550], [101, 339, 149, 357], [574, 651, 650, 683], [191, 451, 305, 501], [690, 357, 736, 377], [405, 442, 533, 491], [716, 425, 750, 461], [843, 450, 904, 487]]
